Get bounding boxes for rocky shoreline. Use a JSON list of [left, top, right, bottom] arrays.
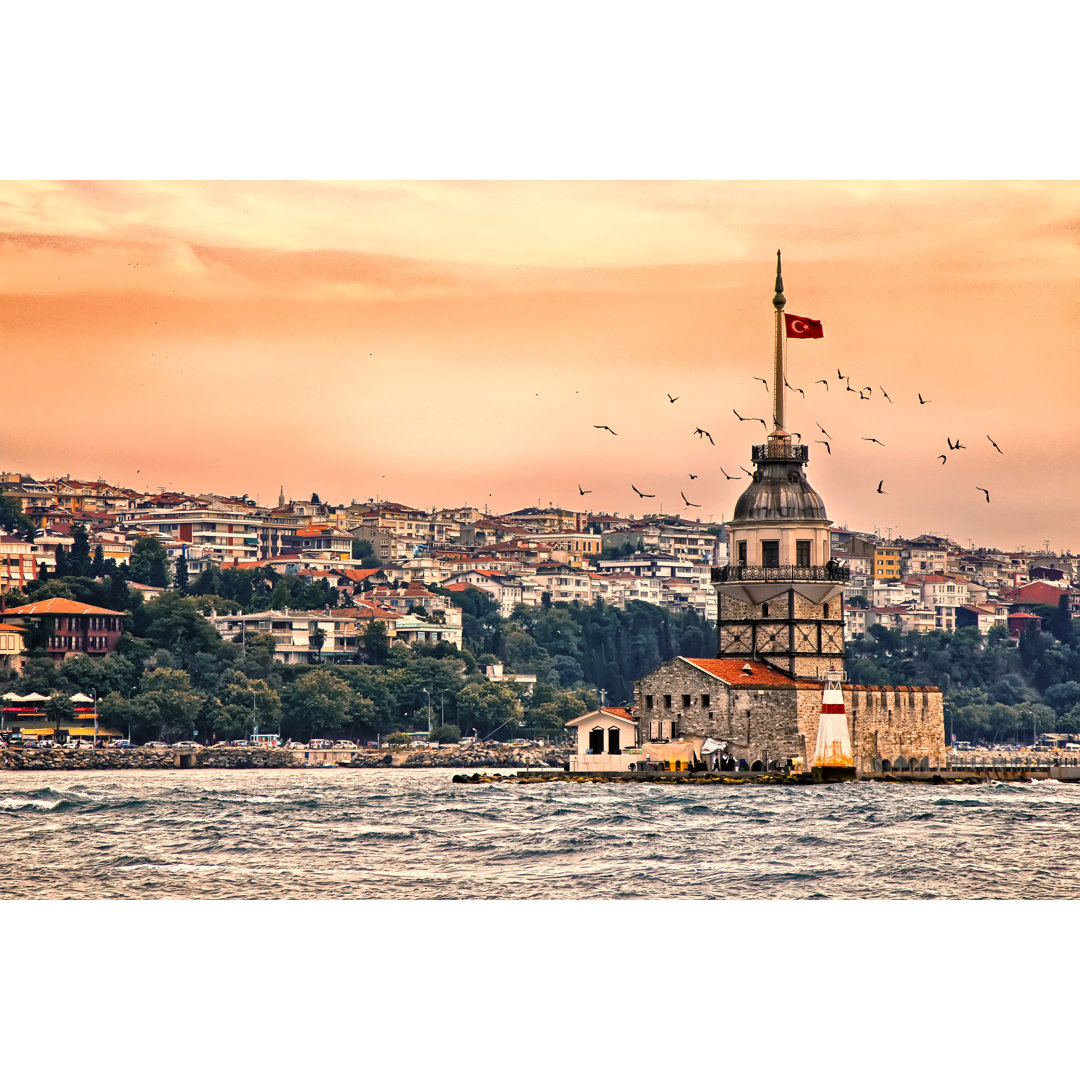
[[0, 744, 571, 772]]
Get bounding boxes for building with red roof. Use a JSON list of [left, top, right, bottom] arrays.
[[2, 597, 125, 661]]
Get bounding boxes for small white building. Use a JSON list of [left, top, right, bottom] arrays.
[[565, 707, 640, 772]]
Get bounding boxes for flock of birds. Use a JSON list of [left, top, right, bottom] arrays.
[[585, 365, 1006, 513]]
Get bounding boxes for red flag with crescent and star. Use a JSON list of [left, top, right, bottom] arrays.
[[785, 314, 824, 339]]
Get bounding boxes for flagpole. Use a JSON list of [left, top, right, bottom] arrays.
[[772, 249, 787, 438]]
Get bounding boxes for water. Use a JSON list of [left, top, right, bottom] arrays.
[[3, 769, 1079, 899]]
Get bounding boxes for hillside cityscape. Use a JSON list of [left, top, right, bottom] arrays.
[[2, 471, 1078, 750]]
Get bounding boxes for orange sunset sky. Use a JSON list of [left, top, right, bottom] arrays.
[[1, 179, 1077, 549]]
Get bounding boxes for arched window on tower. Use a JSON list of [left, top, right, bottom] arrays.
[[823, 603, 830, 619], [762, 602, 769, 616]]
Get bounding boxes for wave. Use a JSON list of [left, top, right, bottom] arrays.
[[0, 786, 110, 812]]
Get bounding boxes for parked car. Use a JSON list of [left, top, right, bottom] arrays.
[[333, 740, 358, 749], [283, 741, 307, 749], [308, 739, 333, 749], [229, 740, 251, 747], [142, 741, 169, 749], [171, 741, 204, 750], [105, 740, 134, 749], [36, 738, 57, 748]]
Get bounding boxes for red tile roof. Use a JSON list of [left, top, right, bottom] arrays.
[[680, 657, 796, 687], [3, 598, 125, 617]]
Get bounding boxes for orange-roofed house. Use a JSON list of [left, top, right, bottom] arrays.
[[2, 598, 125, 661]]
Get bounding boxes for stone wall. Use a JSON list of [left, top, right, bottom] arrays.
[[634, 658, 946, 773], [1, 745, 570, 771]]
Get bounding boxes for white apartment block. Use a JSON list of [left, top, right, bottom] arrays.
[[128, 508, 260, 564]]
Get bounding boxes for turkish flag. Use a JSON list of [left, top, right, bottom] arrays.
[[785, 314, 824, 339]]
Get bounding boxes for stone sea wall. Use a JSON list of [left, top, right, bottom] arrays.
[[0, 744, 571, 771]]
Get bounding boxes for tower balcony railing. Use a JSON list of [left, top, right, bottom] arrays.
[[711, 563, 850, 584], [751, 442, 809, 463]]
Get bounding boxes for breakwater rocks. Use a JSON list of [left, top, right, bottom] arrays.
[[0, 746, 296, 771], [339, 746, 569, 770], [1, 744, 570, 771]]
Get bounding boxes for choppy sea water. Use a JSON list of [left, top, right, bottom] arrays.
[[2, 769, 1079, 899]]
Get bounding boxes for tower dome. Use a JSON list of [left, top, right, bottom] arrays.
[[732, 444, 829, 523]]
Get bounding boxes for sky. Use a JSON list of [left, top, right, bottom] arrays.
[[2, 179, 1077, 550]]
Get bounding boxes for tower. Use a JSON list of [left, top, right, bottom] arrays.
[[711, 253, 848, 678]]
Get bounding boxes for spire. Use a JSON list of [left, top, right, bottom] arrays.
[[772, 250, 787, 436]]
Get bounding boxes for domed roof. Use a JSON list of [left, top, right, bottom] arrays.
[[731, 460, 829, 522]]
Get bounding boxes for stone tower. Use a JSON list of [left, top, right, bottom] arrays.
[[711, 253, 848, 678]]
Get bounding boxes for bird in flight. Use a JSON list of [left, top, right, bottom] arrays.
[[862, 437, 886, 446], [719, 467, 738, 481], [846, 385, 859, 395], [876, 480, 886, 494], [594, 425, 618, 435], [837, 368, 847, 381], [748, 416, 767, 429], [578, 484, 592, 495], [688, 473, 698, 480], [753, 377, 769, 392], [938, 455, 947, 465], [815, 440, 831, 455], [918, 393, 931, 405], [814, 379, 829, 391], [987, 435, 1004, 454], [784, 378, 805, 398], [667, 393, 679, 403], [791, 432, 802, 441], [740, 466, 754, 477], [816, 421, 831, 437], [858, 389, 871, 400], [631, 484, 655, 498], [947, 437, 966, 450], [880, 386, 893, 403], [976, 487, 990, 503], [681, 491, 701, 508], [693, 427, 715, 445]]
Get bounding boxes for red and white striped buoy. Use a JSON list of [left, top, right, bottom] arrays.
[[813, 669, 853, 768]]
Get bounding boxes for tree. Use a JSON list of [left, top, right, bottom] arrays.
[[175, 553, 189, 595], [128, 536, 172, 587], [136, 593, 223, 667], [70, 524, 92, 577], [92, 544, 106, 578], [132, 667, 205, 742], [455, 681, 524, 739], [0, 494, 36, 541], [362, 620, 390, 664], [280, 668, 355, 740], [430, 723, 461, 743], [309, 625, 326, 663]]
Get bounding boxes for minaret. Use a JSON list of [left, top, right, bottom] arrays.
[[711, 252, 848, 679]]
